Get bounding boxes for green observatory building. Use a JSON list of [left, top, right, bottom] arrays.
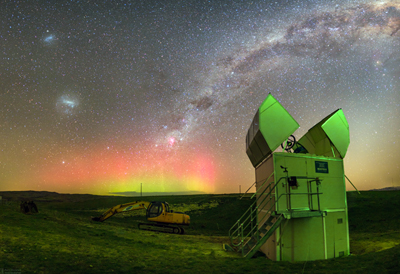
[[229, 94, 351, 261]]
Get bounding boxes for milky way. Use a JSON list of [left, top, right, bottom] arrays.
[[0, 0, 399, 195]]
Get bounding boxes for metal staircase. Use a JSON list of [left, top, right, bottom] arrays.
[[240, 214, 284, 258], [228, 171, 324, 258], [228, 172, 282, 258]]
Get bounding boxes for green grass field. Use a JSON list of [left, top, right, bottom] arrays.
[[0, 191, 399, 273]]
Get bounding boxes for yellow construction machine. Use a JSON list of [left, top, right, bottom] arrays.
[[92, 201, 190, 234]]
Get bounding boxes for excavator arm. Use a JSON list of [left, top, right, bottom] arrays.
[[92, 201, 151, 222]]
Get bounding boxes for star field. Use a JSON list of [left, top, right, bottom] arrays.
[[1, 0, 399, 195]]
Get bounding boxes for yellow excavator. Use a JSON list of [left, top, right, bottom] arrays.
[[92, 201, 190, 234]]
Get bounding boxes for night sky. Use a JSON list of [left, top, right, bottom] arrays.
[[1, 0, 399, 195]]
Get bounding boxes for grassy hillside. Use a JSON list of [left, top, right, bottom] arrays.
[[0, 191, 399, 273]]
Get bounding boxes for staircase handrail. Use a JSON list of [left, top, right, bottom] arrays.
[[251, 172, 275, 199], [239, 181, 256, 200], [239, 192, 287, 249], [229, 174, 287, 247], [229, 175, 291, 248], [229, 174, 325, 256], [229, 176, 274, 240], [230, 175, 324, 249]]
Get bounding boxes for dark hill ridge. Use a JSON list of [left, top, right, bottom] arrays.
[[1, 189, 398, 203], [0, 190, 105, 202], [369, 186, 400, 191], [109, 191, 205, 196]]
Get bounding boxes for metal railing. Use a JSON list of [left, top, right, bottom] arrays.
[[239, 181, 256, 200], [229, 173, 323, 254], [229, 172, 282, 250]]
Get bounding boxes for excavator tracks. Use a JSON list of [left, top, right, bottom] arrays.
[[138, 222, 185, 234]]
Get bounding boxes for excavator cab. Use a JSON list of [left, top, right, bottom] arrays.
[[146, 201, 174, 217], [147, 201, 167, 218]]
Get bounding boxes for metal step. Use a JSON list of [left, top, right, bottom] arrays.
[[243, 214, 284, 258], [258, 215, 276, 234]]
